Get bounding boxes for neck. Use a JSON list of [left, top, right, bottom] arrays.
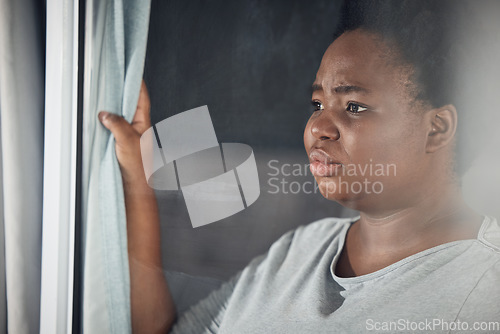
[[355, 184, 482, 256]]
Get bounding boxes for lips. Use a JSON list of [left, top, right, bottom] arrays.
[[308, 149, 342, 177]]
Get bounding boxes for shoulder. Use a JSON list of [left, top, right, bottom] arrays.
[[455, 258, 500, 324], [455, 216, 500, 323], [292, 216, 357, 245], [245, 216, 356, 277], [269, 216, 356, 252]]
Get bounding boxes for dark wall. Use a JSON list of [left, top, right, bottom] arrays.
[[144, 0, 342, 148], [144, 0, 357, 280]]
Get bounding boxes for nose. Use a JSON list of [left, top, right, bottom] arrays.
[[309, 111, 340, 141]]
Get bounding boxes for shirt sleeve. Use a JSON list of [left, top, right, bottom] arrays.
[[168, 254, 267, 334], [168, 269, 243, 334], [168, 228, 297, 333]]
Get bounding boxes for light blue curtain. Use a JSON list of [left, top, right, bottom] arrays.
[[83, 0, 151, 333]]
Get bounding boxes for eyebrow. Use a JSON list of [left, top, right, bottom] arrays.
[[311, 83, 370, 95]]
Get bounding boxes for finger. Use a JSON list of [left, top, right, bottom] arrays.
[[99, 111, 137, 145], [131, 80, 151, 135]]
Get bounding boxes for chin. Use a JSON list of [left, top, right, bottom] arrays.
[[316, 176, 379, 209], [317, 178, 357, 201]]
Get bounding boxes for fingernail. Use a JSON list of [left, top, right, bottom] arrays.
[[98, 111, 110, 123]]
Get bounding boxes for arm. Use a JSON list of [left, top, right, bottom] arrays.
[[99, 81, 176, 333]]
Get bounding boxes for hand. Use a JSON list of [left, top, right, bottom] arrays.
[[99, 82, 175, 333], [98, 80, 151, 184]]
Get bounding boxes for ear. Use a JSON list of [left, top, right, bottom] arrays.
[[426, 104, 458, 153]]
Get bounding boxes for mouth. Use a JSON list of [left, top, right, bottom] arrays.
[[308, 149, 343, 177]]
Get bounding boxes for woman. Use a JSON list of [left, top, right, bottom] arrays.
[[99, 0, 500, 333]]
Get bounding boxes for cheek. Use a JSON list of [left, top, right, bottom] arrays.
[[303, 120, 314, 149], [348, 116, 412, 155], [356, 125, 426, 185]]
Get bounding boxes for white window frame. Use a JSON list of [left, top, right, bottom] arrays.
[[39, 0, 80, 333]]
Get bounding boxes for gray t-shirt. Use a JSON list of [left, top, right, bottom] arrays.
[[170, 216, 500, 333]]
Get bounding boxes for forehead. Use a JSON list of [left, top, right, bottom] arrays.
[[315, 29, 412, 94]]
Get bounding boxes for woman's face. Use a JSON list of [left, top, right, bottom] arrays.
[[304, 29, 433, 212]]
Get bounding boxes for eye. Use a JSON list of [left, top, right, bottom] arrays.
[[311, 100, 324, 112], [346, 102, 368, 114]]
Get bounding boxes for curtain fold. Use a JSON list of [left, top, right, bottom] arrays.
[[83, 0, 151, 333], [0, 0, 44, 333]]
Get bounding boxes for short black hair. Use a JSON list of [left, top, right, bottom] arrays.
[[332, 0, 499, 176]]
